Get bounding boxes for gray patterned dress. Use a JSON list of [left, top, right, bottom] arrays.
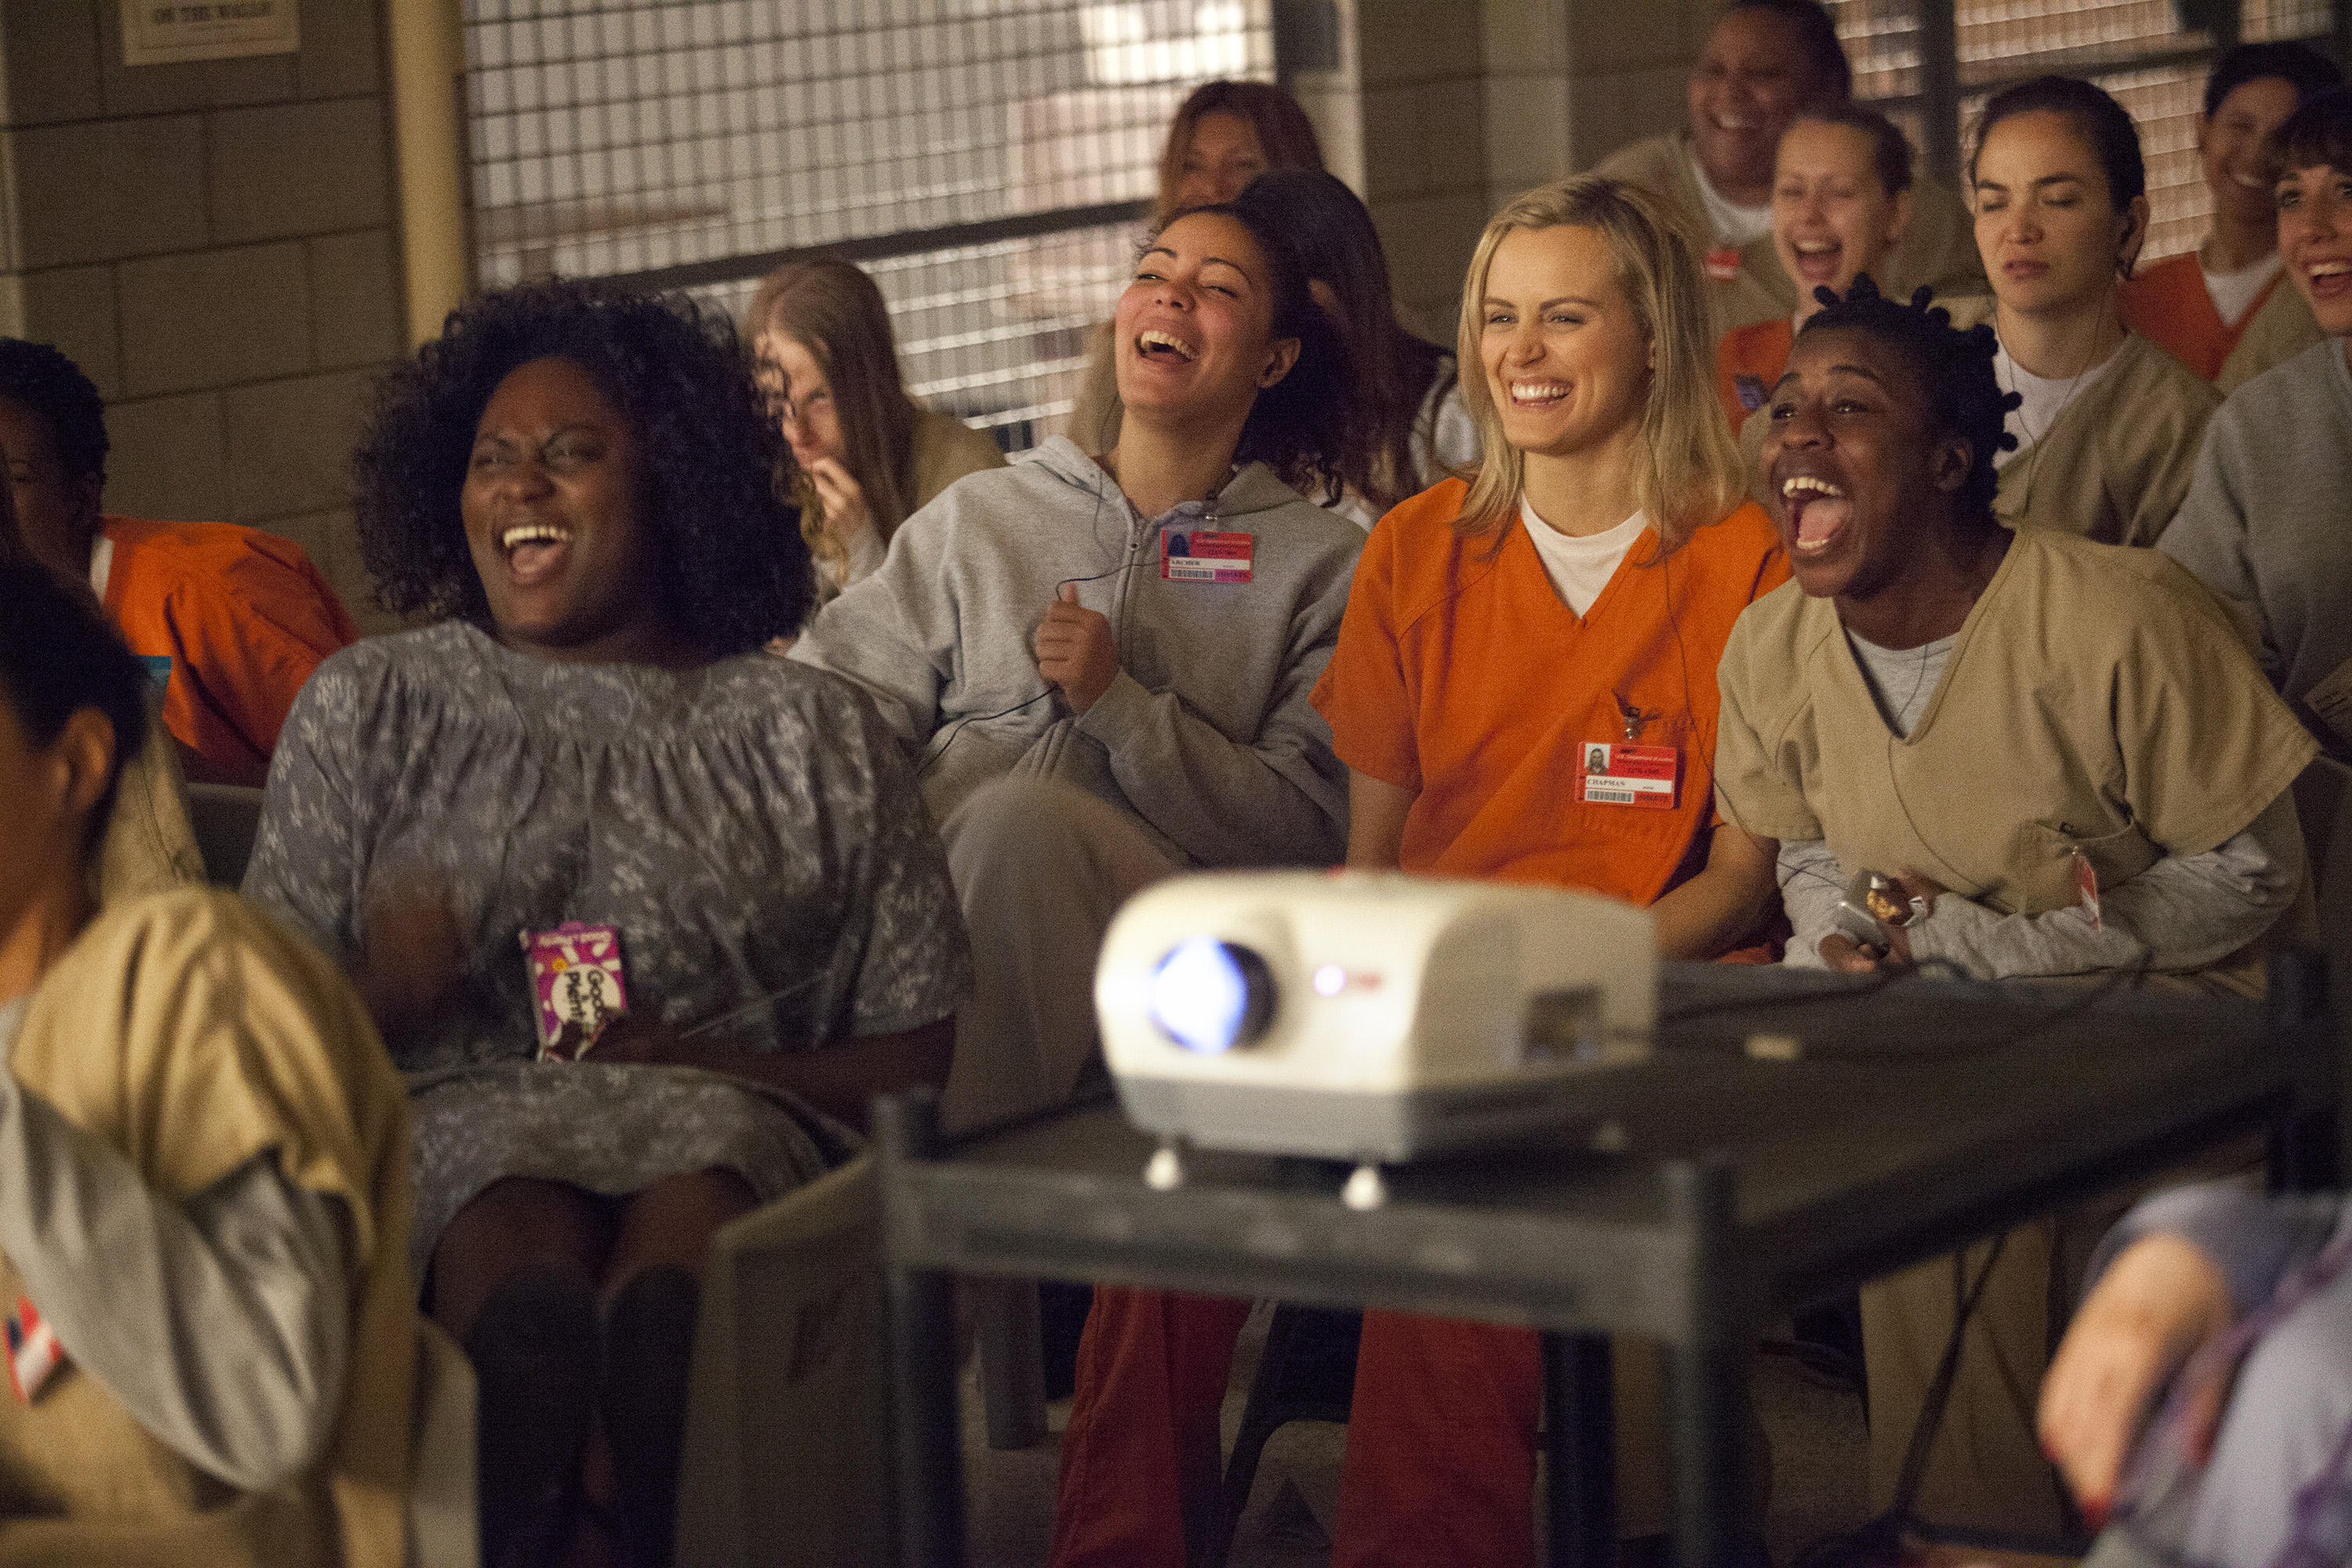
[[243, 622, 970, 1275]]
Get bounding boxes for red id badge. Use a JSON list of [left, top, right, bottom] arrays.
[[1161, 527, 1254, 583], [1575, 742, 1680, 809]]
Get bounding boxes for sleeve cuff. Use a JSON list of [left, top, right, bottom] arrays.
[[1074, 669, 1154, 749]]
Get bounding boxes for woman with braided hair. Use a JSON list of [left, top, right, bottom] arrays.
[[1716, 273, 2314, 1537]]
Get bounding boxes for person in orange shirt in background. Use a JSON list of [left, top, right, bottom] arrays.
[[0, 339, 358, 786], [1051, 176, 1788, 1568], [1717, 104, 1916, 426], [2121, 42, 2343, 391]]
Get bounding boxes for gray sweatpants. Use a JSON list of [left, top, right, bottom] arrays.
[[936, 775, 1179, 1136]]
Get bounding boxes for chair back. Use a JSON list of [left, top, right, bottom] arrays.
[[407, 1317, 478, 1568], [185, 782, 264, 887], [673, 1156, 891, 1566]]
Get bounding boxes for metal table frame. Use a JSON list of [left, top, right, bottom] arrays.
[[873, 960, 2335, 1566]]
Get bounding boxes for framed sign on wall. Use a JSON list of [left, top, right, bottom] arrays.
[[121, 1, 299, 67]]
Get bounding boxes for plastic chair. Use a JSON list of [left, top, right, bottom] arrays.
[[185, 782, 263, 887], [673, 1157, 893, 1567], [407, 1318, 480, 1568]]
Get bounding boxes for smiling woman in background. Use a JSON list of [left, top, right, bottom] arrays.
[[1598, 0, 1980, 335], [2122, 42, 2342, 390], [1718, 103, 1915, 425], [1065, 80, 1325, 452], [748, 256, 1004, 598]]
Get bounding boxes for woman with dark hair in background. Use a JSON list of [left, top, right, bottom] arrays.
[[1065, 79, 1326, 449], [793, 198, 1363, 1138], [1597, 0, 1981, 335], [747, 256, 1004, 597], [1230, 169, 1478, 528], [1955, 74, 2220, 546], [244, 278, 970, 1567], [2122, 41, 2343, 391]]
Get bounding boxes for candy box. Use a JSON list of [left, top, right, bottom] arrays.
[[521, 921, 628, 1060]]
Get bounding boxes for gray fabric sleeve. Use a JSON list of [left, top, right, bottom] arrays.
[[1076, 644, 1348, 869], [2160, 414, 2279, 683], [1776, 838, 1850, 969], [789, 519, 956, 748], [1904, 790, 2303, 979], [0, 1009, 349, 1491], [2086, 1182, 2350, 1318], [241, 658, 362, 964]]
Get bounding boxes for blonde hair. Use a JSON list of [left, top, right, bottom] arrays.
[[1453, 176, 1745, 549], [746, 256, 922, 575]]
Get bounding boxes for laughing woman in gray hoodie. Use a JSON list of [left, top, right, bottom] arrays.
[[792, 200, 1364, 1132]]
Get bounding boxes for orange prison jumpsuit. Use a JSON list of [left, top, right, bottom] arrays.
[[97, 516, 359, 786], [1051, 481, 1788, 1568], [1715, 318, 1795, 430], [2119, 252, 2287, 383]]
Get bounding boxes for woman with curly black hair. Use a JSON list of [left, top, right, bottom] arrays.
[[243, 279, 969, 1568], [1719, 276, 2312, 1538], [793, 200, 1361, 1138]]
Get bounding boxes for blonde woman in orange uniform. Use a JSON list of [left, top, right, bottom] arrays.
[[1051, 175, 1788, 1567]]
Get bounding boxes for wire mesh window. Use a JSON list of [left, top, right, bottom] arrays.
[[464, 2, 1276, 448], [1832, 0, 2337, 267]]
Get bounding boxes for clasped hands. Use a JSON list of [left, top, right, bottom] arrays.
[[1033, 582, 1120, 715]]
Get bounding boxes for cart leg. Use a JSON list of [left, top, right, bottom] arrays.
[[875, 1091, 968, 1568], [1667, 1156, 1742, 1568], [1544, 1330, 1616, 1566]]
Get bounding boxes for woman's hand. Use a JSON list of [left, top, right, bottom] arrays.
[[1816, 869, 1945, 970], [804, 456, 875, 553], [2038, 1233, 2236, 1526], [572, 1013, 697, 1066], [356, 869, 468, 1045], [1034, 583, 1121, 714]]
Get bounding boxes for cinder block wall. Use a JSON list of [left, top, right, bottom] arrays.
[[1293, 0, 1716, 342], [0, 3, 402, 633]]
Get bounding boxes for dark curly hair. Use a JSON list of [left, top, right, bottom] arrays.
[[1145, 199, 1352, 506], [1796, 274, 2020, 514], [0, 558, 148, 855], [352, 278, 809, 649], [0, 339, 108, 483]]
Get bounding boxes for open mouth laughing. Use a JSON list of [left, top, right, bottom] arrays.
[[1780, 474, 1851, 555]]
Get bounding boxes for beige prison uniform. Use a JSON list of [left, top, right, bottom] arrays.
[[1715, 529, 2315, 1537], [0, 891, 415, 1568], [96, 721, 202, 906], [909, 405, 1008, 506], [1594, 133, 1985, 337], [2218, 270, 2328, 395], [1944, 299, 2222, 547]]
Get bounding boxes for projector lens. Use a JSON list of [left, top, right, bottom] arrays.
[[1150, 936, 1275, 1054]]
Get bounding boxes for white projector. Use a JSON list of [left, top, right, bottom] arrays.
[[1097, 871, 1657, 1176]]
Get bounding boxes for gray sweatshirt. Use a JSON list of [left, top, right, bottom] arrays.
[[2161, 338, 2352, 746], [790, 437, 1363, 868]]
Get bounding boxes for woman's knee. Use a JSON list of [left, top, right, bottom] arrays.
[[432, 1177, 614, 1335], [603, 1167, 760, 1293]]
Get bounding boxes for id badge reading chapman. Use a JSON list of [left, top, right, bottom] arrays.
[[1160, 526, 1254, 583], [1576, 742, 1679, 809]]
